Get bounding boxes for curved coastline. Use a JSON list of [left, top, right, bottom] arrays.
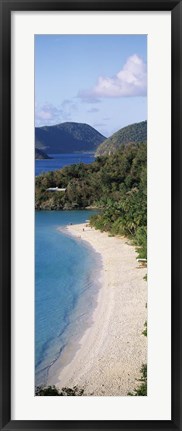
[[35, 212, 102, 387], [46, 225, 102, 387], [48, 222, 147, 396]]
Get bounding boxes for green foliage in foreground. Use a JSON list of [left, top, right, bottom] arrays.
[[89, 144, 147, 258], [35, 142, 147, 258], [128, 364, 147, 396], [35, 385, 84, 396]]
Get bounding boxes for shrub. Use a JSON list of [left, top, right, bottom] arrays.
[[128, 364, 147, 396], [35, 385, 84, 396]]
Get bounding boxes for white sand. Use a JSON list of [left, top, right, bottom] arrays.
[[52, 223, 147, 396]]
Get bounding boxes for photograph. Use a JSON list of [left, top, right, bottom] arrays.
[[34, 34, 148, 396], [1, 0, 182, 427]]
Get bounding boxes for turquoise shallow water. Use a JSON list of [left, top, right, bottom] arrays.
[[35, 210, 100, 387]]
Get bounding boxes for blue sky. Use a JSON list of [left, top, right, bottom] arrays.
[[35, 35, 147, 137]]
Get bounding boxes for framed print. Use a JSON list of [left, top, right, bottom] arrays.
[[0, 0, 181, 430]]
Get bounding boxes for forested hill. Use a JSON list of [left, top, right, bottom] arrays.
[[96, 121, 147, 156], [35, 142, 147, 257], [35, 148, 51, 159], [35, 122, 106, 154]]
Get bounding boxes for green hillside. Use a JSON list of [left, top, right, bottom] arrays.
[[35, 122, 106, 154], [96, 121, 147, 156]]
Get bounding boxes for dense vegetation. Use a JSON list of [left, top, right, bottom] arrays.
[[96, 121, 147, 156], [35, 121, 106, 154], [35, 141, 147, 258], [36, 385, 84, 396], [35, 148, 51, 159], [128, 364, 147, 396]]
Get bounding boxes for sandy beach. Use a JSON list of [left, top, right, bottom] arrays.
[[49, 223, 147, 396]]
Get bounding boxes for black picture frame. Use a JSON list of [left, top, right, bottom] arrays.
[[0, 0, 181, 430]]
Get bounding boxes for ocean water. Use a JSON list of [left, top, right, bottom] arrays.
[[35, 210, 100, 387], [35, 153, 95, 176]]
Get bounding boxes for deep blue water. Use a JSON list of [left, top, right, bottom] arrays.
[[35, 210, 100, 387], [35, 153, 95, 176]]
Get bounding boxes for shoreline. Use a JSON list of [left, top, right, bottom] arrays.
[[48, 223, 147, 396]]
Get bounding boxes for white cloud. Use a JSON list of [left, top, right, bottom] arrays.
[[35, 104, 62, 126], [36, 110, 53, 121], [79, 54, 147, 100], [35, 101, 77, 127]]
